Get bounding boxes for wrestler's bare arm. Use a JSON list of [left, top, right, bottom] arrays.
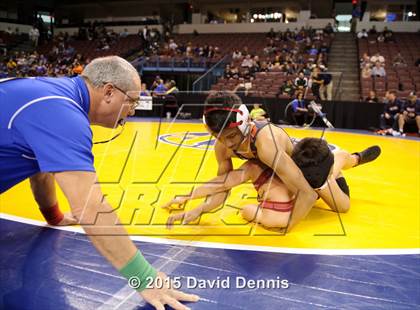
[[162, 162, 251, 209], [255, 125, 317, 230], [192, 141, 235, 212]]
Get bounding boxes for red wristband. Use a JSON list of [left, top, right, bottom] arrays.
[[39, 203, 64, 226]]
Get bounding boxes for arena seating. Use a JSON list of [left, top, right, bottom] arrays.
[[37, 34, 141, 59], [358, 33, 420, 99]]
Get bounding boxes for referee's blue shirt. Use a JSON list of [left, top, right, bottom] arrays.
[[0, 76, 94, 193]]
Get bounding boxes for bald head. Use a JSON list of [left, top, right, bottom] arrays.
[[82, 56, 140, 92]]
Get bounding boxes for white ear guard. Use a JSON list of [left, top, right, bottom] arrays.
[[236, 104, 250, 136]]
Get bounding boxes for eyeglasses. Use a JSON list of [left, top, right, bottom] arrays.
[[108, 83, 140, 110]]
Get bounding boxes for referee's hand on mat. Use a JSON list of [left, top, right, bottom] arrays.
[[56, 212, 78, 226], [140, 271, 199, 310]]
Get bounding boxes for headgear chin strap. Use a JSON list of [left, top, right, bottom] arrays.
[[203, 104, 250, 136]]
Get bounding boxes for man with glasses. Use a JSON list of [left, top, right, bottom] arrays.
[[0, 56, 199, 310]]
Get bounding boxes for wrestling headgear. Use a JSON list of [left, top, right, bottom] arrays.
[[203, 104, 250, 136]]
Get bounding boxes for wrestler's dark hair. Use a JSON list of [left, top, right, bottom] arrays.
[[291, 137, 334, 188], [292, 138, 330, 166], [203, 91, 243, 133]]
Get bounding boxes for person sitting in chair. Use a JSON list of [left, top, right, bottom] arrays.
[[290, 92, 312, 126]]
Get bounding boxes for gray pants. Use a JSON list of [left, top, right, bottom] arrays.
[[320, 82, 333, 101]]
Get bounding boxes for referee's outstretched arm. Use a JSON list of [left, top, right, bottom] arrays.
[[55, 170, 199, 310]]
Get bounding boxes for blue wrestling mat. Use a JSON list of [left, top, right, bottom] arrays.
[[0, 218, 419, 310]]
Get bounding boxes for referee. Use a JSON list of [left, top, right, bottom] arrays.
[[0, 56, 199, 310]]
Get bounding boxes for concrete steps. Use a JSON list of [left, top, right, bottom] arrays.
[[328, 33, 360, 101]]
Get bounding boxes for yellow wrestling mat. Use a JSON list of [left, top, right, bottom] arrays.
[[1, 121, 419, 250]]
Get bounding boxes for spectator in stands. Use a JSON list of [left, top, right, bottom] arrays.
[[380, 90, 402, 131], [152, 79, 167, 96], [72, 62, 83, 75], [371, 62, 386, 77], [232, 49, 242, 59], [361, 63, 372, 79], [259, 61, 269, 73], [370, 52, 385, 66], [29, 25, 40, 47], [283, 62, 296, 76], [415, 58, 420, 68], [250, 103, 267, 121], [302, 63, 312, 76], [295, 71, 308, 90], [310, 67, 323, 100], [140, 83, 151, 96], [252, 55, 260, 66], [357, 29, 368, 39], [241, 54, 253, 68], [360, 52, 370, 68], [319, 42, 329, 53], [0, 61, 7, 78], [263, 41, 276, 55], [291, 92, 310, 125], [242, 46, 249, 56], [279, 79, 296, 97], [368, 25, 377, 35], [392, 53, 406, 67], [281, 44, 289, 53], [319, 70, 333, 101], [272, 55, 281, 67], [5, 27, 12, 34], [249, 61, 259, 78], [308, 45, 319, 62], [324, 23, 334, 35], [98, 38, 110, 51], [207, 45, 215, 58], [142, 26, 150, 41], [230, 65, 239, 79], [120, 28, 129, 38], [224, 64, 233, 79], [6, 58, 17, 72], [165, 80, 179, 95], [365, 90, 378, 103], [168, 39, 177, 51], [185, 42, 193, 57], [240, 68, 252, 81], [398, 93, 420, 135], [315, 54, 326, 68], [376, 33, 385, 43], [383, 27, 394, 42], [267, 28, 276, 39], [65, 45, 75, 57]]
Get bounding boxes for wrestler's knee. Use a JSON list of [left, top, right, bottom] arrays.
[[337, 202, 350, 213], [241, 204, 260, 222]]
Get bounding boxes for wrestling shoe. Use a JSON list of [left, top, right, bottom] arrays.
[[353, 145, 381, 166]]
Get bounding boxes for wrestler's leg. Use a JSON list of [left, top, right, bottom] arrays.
[[331, 150, 358, 178], [317, 172, 350, 213], [332, 145, 381, 178]]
